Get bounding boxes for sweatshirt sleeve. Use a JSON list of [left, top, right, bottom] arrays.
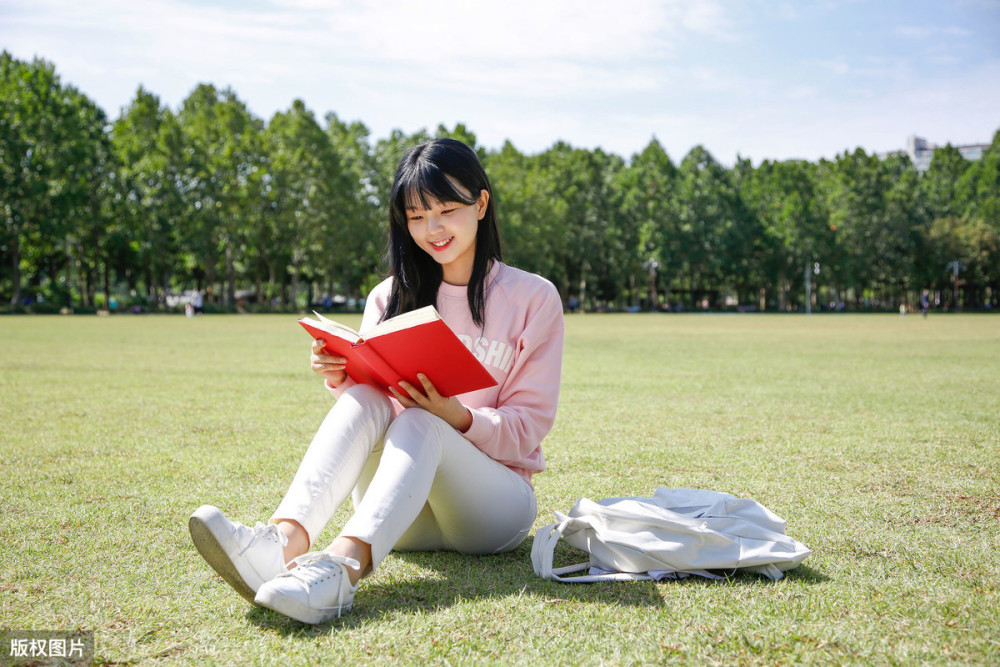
[[462, 282, 564, 468]]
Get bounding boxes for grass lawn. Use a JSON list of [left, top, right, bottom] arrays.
[[1, 312, 998, 664]]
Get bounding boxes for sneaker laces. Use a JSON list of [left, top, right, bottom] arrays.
[[238, 522, 288, 555], [287, 552, 360, 587]]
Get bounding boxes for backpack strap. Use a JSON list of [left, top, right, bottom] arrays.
[[531, 518, 654, 583]]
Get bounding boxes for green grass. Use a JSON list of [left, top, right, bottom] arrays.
[[1, 312, 998, 664]]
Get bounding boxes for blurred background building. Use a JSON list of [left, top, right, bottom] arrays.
[[880, 134, 990, 171]]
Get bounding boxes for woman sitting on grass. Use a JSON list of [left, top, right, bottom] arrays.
[[189, 138, 564, 624]]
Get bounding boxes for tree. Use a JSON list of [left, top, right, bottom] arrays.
[[110, 87, 186, 304], [674, 145, 739, 308], [817, 149, 892, 307], [62, 88, 113, 309], [747, 159, 834, 309], [921, 144, 971, 221], [177, 84, 265, 307], [726, 157, 769, 308], [919, 143, 998, 309], [960, 130, 1000, 225], [0, 52, 110, 307], [881, 154, 926, 301], [486, 141, 562, 288], [325, 113, 386, 299], [953, 130, 1000, 307], [264, 99, 340, 308], [615, 138, 678, 309], [534, 142, 624, 308]]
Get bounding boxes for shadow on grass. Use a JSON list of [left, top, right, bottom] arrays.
[[245, 538, 829, 634], [786, 564, 829, 585]]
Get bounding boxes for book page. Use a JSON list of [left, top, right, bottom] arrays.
[[305, 312, 361, 342], [362, 305, 440, 339]]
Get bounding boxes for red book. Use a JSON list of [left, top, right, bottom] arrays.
[[298, 306, 497, 397]]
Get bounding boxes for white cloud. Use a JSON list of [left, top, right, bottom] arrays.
[[817, 57, 850, 75], [2, 0, 997, 163], [675, 0, 739, 40], [895, 24, 974, 38]]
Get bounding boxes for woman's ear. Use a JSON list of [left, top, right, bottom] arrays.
[[477, 189, 489, 220]]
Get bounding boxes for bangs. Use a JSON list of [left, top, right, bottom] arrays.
[[396, 162, 477, 214], [382, 137, 501, 327]]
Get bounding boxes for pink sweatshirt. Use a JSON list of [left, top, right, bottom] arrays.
[[329, 261, 564, 485]]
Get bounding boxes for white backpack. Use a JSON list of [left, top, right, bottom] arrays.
[[532, 488, 811, 583]]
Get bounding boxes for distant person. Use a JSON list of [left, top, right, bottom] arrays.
[[192, 289, 204, 315], [921, 289, 930, 318], [189, 138, 564, 624]]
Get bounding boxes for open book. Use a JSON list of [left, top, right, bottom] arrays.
[[298, 305, 498, 397]]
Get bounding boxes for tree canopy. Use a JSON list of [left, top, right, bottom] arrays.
[[3, 52, 998, 313]]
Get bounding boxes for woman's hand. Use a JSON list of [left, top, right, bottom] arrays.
[[390, 373, 473, 432], [310, 338, 348, 387]]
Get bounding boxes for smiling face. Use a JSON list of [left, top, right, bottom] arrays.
[[405, 181, 489, 286]]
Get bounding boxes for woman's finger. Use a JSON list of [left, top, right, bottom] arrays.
[[416, 373, 439, 397], [313, 354, 346, 365], [398, 381, 429, 403], [390, 385, 418, 407]]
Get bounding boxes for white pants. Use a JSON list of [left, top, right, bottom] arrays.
[[270, 384, 537, 571]]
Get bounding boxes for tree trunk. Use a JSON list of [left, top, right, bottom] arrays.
[[254, 260, 263, 305], [291, 262, 300, 309], [64, 237, 75, 309], [79, 261, 88, 308], [205, 246, 217, 306], [145, 264, 155, 304], [161, 266, 170, 309], [647, 269, 657, 312], [778, 271, 787, 311], [84, 263, 95, 308], [687, 269, 694, 310], [267, 262, 276, 306], [224, 237, 235, 307], [10, 232, 22, 306], [103, 259, 111, 310]]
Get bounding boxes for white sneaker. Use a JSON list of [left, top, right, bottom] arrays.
[[254, 551, 360, 624], [188, 505, 288, 603]]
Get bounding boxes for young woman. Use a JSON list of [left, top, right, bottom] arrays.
[[189, 138, 564, 624]]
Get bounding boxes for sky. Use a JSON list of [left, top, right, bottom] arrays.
[[2, 0, 999, 165]]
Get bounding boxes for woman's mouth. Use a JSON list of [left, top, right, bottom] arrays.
[[430, 237, 454, 251]]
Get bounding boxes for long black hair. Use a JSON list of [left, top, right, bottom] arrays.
[[383, 138, 502, 327]]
